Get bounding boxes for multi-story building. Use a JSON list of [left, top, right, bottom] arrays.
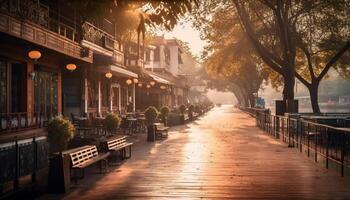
[[141, 36, 189, 109], [0, 0, 139, 195]]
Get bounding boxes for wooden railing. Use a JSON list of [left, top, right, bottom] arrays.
[[0, 129, 48, 196], [238, 106, 350, 177], [0, 112, 42, 133]]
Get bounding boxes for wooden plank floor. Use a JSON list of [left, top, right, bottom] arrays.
[[42, 105, 350, 199]]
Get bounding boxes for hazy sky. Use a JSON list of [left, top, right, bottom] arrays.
[[161, 20, 206, 58]]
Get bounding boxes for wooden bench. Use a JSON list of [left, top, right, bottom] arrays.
[[154, 123, 169, 139], [100, 136, 133, 160], [63, 145, 110, 181]]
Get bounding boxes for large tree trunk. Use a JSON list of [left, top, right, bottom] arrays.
[[308, 83, 321, 114], [282, 70, 295, 101], [248, 93, 255, 108]]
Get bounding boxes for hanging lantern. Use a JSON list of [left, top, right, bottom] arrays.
[[66, 63, 77, 71], [150, 80, 156, 86], [146, 84, 151, 88], [126, 79, 133, 85], [160, 85, 166, 90], [28, 50, 41, 60], [105, 72, 113, 79], [138, 83, 143, 87], [133, 78, 139, 84]]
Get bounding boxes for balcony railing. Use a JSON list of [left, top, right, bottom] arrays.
[[82, 21, 115, 51], [0, 112, 42, 133], [0, 0, 79, 42]]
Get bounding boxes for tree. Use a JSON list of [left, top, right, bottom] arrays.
[[192, 1, 269, 107], [193, 0, 350, 113]]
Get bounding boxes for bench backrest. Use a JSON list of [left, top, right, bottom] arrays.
[[106, 136, 127, 150], [68, 145, 99, 167]]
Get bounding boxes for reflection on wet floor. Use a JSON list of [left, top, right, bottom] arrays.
[[42, 105, 350, 200]]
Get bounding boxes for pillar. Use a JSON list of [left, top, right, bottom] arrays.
[[83, 69, 88, 114], [133, 83, 136, 112], [26, 61, 34, 115], [98, 76, 101, 114]]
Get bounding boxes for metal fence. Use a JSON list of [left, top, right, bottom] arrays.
[[239, 106, 350, 177]]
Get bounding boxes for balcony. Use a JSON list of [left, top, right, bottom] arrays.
[[81, 21, 116, 56], [0, 0, 93, 63]]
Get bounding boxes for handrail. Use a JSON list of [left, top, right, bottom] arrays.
[[238, 106, 350, 177]]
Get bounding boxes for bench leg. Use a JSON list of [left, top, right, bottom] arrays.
[[99, 159, 108, 173], [128, 145, 132, 158]]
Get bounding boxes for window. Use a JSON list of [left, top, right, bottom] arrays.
[[0, 60, 7, 113], [145, 50, 151, 62], [154, 47, 160, 61], [88, 78, 98, 108], [34, 69, 58, 119]]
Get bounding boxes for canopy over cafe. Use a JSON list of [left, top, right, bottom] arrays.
[[0, 0, 139, 196]]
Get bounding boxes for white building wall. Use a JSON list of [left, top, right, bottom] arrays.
[[169, 45, 179, 75]]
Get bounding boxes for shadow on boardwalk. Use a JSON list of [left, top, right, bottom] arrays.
[[40, 105, 350, 200]]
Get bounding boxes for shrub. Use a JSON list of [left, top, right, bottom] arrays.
[[160, 106, 170, 117], [104, 113, 121, 133], [145, 106, 158, 125], [47, 116, 75, 152], [179, 104, 186, 114]]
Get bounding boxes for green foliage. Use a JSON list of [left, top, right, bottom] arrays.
[[47, 117, 75, 151], [104, 113, 121, 133], [179, 104, 186, 114], [144, 106, 158, 124], [160, 106, 170, 117]]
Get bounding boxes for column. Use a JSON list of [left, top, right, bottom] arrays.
[[133, 83, 136, 112], [57, 71, 62, 115], [98, 76, 101, 114], [82, 69, 88, 114], [118, 86, 121, 112], [26, 61, 34, 115]]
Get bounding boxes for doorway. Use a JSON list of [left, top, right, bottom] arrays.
[[34, 68, 58, 119]]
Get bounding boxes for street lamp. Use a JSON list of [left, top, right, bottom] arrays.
[[138, 83, 143, 87], [150, 80, 156, 86], [66, 63, 77, 71], [28, 50, 41, 60], [160, 85, 166, 90], [146, 84, 151, 89], [126, 79, 133, 85], [105, 72, 113, 79], [133, 78, 139, 84]]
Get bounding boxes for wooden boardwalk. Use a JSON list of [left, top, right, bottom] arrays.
[[43, 105, 350, 199]]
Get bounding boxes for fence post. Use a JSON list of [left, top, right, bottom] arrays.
[[341, 133, 345, 177], [326, 128, 329, 169], [315, 125, 318, 162]]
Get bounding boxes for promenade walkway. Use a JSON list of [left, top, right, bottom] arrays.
[[44, 105, 350, 199]]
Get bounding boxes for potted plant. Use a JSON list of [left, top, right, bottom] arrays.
[[47, 116, 75, 154], [160, 106, 170, 126], [104, 113, 121, 134], [145, 106, 158, 142], [188, 105, 194, 120]]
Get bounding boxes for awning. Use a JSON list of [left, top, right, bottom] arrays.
[[148, 73, 171, 85], [98, 65, 138, 78]]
